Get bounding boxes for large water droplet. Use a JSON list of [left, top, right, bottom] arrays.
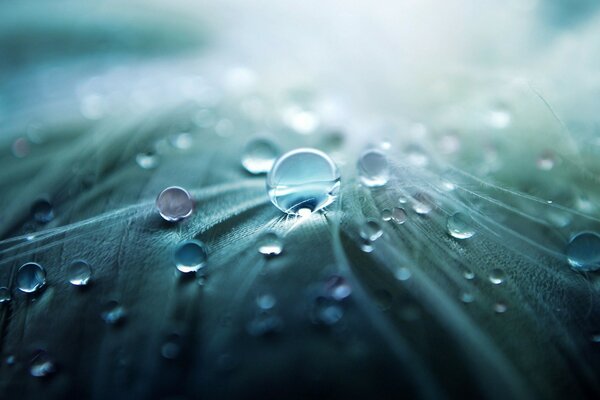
[[67, 260, 92, 286], [0, 287, 11, 304], [566, 232, 600, 272], [360, 219, 383, 242], [257, 232, 283, 257], [447, 212, 476, 239], [16, 262, 46, 293], [174, 240, 208, 273], [489, 269, 506, 285], [357, 149, 390, 187], [156, 186, 194, 222], [101, 301, 126, 325], [241, 138, 279, 174], [29, 350, 56, 378], [31, 199, 54, 224], [267, 148, 340, 215], [391, 207, 407, 224]]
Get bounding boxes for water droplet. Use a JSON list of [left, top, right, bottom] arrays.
[[29, 350, 56, 378], [489, 269, 506, 285], [267, 148, 340, 215], [394, 267, 412, 281], [412, 193, 434, 215], [101, 301, 126, 325], [5, 355, 15, 366], [463, 270, 475, 280], [256, 294, 277, 310], [325, 275, 352, 301], [247, 312, 283, 336], [360, 240, 374, 253], [31, 199, 54, 224], [460, 292, 475, 303], [67, 260, 92, 286], [135, 152, 159, 169], [405, 144, 429, 167], [174, 240, 208, 273], [487, 105, 512, 129], [360, 219, 383, 242], [357, 149, 390, 187], [241, 138, 279, 174], [391, 207, 407, 224], [283, 106, 319, 134], [447, 212, 476, 239], [536, 151, 556, 171], [161, 334, 182, 360], [169, 132, 193, 150], [16, 262, 46, 293], [566, 232, 600, 272], [381, 209, 392, 221], [257, 232, 283, 257], [591, 333, 600, 343], [311, 297, 344, 326], [0, 287, 11, 303], [493, 302, 507, 313], [156, 186, 194, 222], [12, 137, 30, 158]]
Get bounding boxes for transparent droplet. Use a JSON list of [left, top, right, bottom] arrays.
[[487, 105, 512, 129], [536, 151, 556, 171], [241, 138, 279, 174], [0, 287, 11, 304], [169, 132, 193, 150], [29, 350, 56, 378], [412, 193, 434, 215], [391, 207, 407, 224], [566, 232, 600, 272], [257, 232, 283, 257], [156, 186, 194, 222], [16, 262, 46, 293], [256, 294, 277, 310], [325, 275, 352, 301], [463, 270, 475, 280], [31, 199, 54, 224], [405, 144, 429, 167], [136, 152, 159, 169], [360, 240, 374, 253], [357, 149, 390, 187], [174, 240, 208, 273], [394, 267, 412, 281], [460, 292, 475, 303], [447, 212, 476, 239], [67, 260, 92, 286], [5, 355, 15, 366], [360, 219, 383, 242], [161, 334, 182, 360], [283, 106, 319, 135], [311, 297, 343, 326], [493, 302, 508, 313], [101, 301, 126, 325], [267, 148, 340, 215], [489, 269, 506, 285], [381, 209, 392, 221]]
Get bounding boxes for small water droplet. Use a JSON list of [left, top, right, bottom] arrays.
[[161, 334, 182, 360], [487, 105, 512, 129], [29, 350, 56, 378], [412, 193, 434, 215], [136, 152, 159, 169], [156, 186, 194, 222], [536, 151, 556, 171], [493, 302, 507, 313], [311, 297, 344, 326], [566, 232, 600, 272], [256, 294, 277, 310], [16, 262, 46, 293], [5, 355, 15, 366], [257, 232, 283, 257], [391, 207, 407, 224], [325, 275, 352, 301], [360, 240, 374, 253], [357, 149, 390, 187], [174, 240, 208, 273], [591, 333, 600, 343], [267, 148, 340, 215], [283, 106, 319, 134], [463, 270, 475, 280], [460, 292, 475, 303], [381, 209, 392, 221], [12, 137, 30, 158], [31, 199, 54, 224], [394, 267, 412, 281], [447, 212, 476, 239], [489, 269, 506, 285], [405, 144, 429, 167], [360, 219, 383, 242], [0, 287, 10, 303], [169, 132, 193, 150], [247, 312, 283, 336], [67, 260, 92, 286], [101, 301, 126, 325], [241, 138, 279, 174]]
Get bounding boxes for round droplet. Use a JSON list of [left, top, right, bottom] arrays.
[[460, 292, 475, 303], [174, 240, 208, 273], [325, 275, 352, 301], [381, 209, 392, 221], [391, 207, 407, 224], [360, 239, 374, 253], [31, 199, 54, 224], [12, 137, 30, 158], [161, 334, 182, 360], [311, 297, 344, 326], [489, 269, 506, 285], [360, 220, 383, 242], [267, 148, 340, 215], [257, 232, 283, 257], [101, 301, 126, 325], [536, 151, 556, 171], [357, 149, 390, 187], [169, 132, 193, 150], [412, 193, 434, 215], [241, 138, 279, 174], [16, 262, 46, 293], [493, 302, 508, 313], [0, 287, 11, 304], [136, 152, 159, 169], [394, 267, 412, 281], [67, 260, 92, 286], [447, 212, 476, 239], [566, 232, 600, 272], [156, 186, 194, 222], [256, 294, 277, 310], [463, 270, 475, 280], [29, 350, 56, 378], [405, 144, 429, 167]]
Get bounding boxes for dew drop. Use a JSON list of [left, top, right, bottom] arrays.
[[325, 275, 352, 301], [174, 240, 208, 273], [101, 301, 126, 325], [67, 260, 92, 286], [256, 294, 277, 310], [161, 334, 182, 360], [169, 132, 193, 150], [463, 270, 475, 280], [29, 350, 56, 378], [360, 219, 383, 242], [135, 152, 159, 169], [357, 149, 390, 187], [31, 199, 54, 224], [247, 312, 283, 336], [489, 269, 506, 285], [412, 193, 434, 215], [394, 267, 412, 281], [16, 262, 46, 293], [493, 302, 508, 313], [447, 212, 476, 239], [381, 209, 392, 221], [591, 333, 600, 343], [267, 148, 340, 215], [5, 355, 15, 366], [391, 207, 407, 224], [311, 297, 344, 326], [460, 292, 475, 303], [156, 186, 194, 222], [360, 240, 374, 253], [12, 137, 30, 158], [241, 138, 279, 174], [405, 144, 429, 167], [536, 151, 556, 171], [0, 287, 11, 304], [566, 232, 600, 272], [257, 232, 283, 257]]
